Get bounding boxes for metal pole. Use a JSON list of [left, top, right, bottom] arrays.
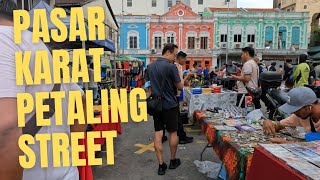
[[225, 1, 229, 65], [122, 0, 125, 55], [82, 41, 88, 90]]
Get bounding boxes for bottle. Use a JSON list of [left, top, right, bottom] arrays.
[[246, 99, 255, 114]]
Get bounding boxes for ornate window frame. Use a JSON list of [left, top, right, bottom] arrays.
[[127, 30, 139, 49]]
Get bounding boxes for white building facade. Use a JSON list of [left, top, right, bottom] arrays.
[[108, 0, 237, 16]]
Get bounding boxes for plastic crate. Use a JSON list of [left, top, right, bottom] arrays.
[[305, 133, 320, 142], [129, 80, 137, 87], [191, 88, 202, 94]]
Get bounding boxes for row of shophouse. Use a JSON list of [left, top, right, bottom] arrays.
[[117, 2, 310, 69]]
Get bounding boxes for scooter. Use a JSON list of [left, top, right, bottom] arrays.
[[305, 84, 320, 98], [266, 88, 289, 121], [260, 71, 288, 121], [260, 72, 320, 121]]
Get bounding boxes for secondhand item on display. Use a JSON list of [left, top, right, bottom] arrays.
[[260, 143, 320, 179], [285, 127, 306, 140], [191, 88, 202, 94], [223, 105, 245, 118]]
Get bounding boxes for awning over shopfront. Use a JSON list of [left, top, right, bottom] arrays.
[[115, 56, 142, 62], [28, 0, 115, 52], [310, 52, 320, 59], [101, 64, 110, 68], [308, 46, 320, 54], [55, 0, 95, 6], [29, 1, 71, 29], [92, 38, 115, 52]]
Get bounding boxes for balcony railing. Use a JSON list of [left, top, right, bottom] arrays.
[[213, 48, 307, 55], [123, 49, 152, 55], [181, 49, 213, 55]]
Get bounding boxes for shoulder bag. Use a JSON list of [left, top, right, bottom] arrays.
[[146, 64, 167, 116], [242, 64, 262, 99]]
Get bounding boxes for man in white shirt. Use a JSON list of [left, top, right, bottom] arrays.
[[0, 2, 86, 179], [174, 51, 193, 144], [88, 63, 99, 102], [231, 47, 260, 108]]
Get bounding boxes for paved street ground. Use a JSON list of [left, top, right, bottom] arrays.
[[92, 115, 221, 180]]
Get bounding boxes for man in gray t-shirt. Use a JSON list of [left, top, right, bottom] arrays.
[[146, 44, 184, 175], [231, 47, 260, 109]]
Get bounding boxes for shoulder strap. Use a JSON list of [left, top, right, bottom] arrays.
[[310, 117, 317, 133], [154, 63, 168, 97], [242, 63, 259, 88], [22, 83, 61, 137]]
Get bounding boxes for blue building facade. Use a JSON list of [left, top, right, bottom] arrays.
[[116, 16, 151, 67]]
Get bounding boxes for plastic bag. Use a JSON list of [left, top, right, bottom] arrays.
[[246, 109, 263, 122], [194, 160, 221, 179]]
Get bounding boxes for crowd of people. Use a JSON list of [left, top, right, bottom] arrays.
[[144, 43, 320, 175], [1, 0, 319, 179]]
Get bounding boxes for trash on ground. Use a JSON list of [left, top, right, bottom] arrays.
[[194, 160, 221, 179]]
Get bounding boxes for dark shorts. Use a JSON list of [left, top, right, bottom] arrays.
[[153, 106, 179, 132]]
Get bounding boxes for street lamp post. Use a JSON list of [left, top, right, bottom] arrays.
[[225, 0, 230, 65]]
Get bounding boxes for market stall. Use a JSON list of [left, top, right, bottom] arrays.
[[248, 145, 320, 180], [114, 56, 144, 90], [184, 88, 238, 117], [194, 110, 320, 180], [78, 105, 122, 180]]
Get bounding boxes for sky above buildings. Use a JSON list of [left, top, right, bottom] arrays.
[[237, 0, 273, 8]]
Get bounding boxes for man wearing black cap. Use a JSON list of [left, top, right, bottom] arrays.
[[0, 1, 86, 179]]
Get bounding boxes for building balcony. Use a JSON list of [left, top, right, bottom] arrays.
[[182, 49, 213, 55], [148, 48, 213, 56], [215, 11, 308, 19], [122, 49, 151, 55], [213, 48, 307, 56], [281, 0, 297, 8], [260, 48, 307, 55]]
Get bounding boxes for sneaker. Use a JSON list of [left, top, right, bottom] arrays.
[[169, 158, 181, 169], [186, 136, 194, 141], [158, 163, 167, 175], [179, 137, 193, 144], [162, 136, 168, 143]]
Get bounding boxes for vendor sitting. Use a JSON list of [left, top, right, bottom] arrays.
[[263, 87, 320, 135]]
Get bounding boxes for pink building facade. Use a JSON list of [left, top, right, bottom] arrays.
[[149, 3, 214, 69]]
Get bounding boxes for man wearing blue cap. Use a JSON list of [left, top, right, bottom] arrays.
[[263, 87, 320, 135]]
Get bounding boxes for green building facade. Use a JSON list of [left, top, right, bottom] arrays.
[[203, 8, 309, 67]]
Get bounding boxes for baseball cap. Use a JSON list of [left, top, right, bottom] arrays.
[[279, 87, 318, 114]]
